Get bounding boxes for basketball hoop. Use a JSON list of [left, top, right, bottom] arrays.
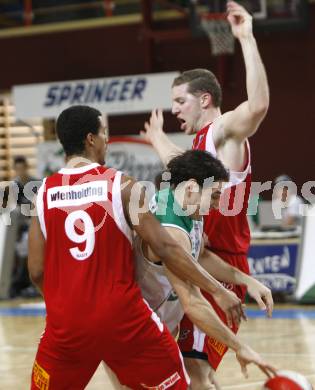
[[200, 13, 235, 56]]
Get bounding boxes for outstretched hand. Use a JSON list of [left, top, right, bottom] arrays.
[[227, 1, 253, 40], [246, 278, 274, 318], [212, 287, 247, 328], [236, 344, 277, 379], [140, 109, 164, 145]]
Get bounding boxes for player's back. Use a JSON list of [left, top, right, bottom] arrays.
[[37, 163, 150, 356]]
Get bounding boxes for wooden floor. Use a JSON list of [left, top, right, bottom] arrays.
[[1, 300, 315, 389]]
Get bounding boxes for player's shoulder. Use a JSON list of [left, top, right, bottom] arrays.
[[44, 171, 61, 187], [151, 188, 193, 235], [212, 113, 230, 141]]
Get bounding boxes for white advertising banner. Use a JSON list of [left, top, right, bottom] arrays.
[[295, 205, 315, 302], [13, 72, 180, 119], [37, 134, 194, 182]]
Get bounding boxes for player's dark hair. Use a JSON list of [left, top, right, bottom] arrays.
[[14, 156, 27, 166], [172, 69, 222, 107], [167, 150, 229, 187], [56, 105, 102, 156]]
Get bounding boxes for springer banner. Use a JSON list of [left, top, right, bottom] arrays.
[[13, 72, 179, 119]]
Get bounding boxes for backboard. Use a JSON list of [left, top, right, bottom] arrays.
[[189, 0, 309, 36]]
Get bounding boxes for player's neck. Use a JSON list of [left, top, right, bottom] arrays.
[[65, 154, 98, 168], [173, 188, 201, 221], [196, 107, 221, 132]]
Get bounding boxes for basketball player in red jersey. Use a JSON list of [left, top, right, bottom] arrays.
[[140, 1, 271, 388], [28, 105, 253, 390]]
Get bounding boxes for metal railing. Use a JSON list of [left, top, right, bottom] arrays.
[[0, 1, 189, 30], [0, 0, 129, 29]]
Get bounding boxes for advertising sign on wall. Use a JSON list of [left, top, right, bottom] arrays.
[[295, 206, 315, 302], [248, 243, 299, 293], [13, 72, 179, 119]]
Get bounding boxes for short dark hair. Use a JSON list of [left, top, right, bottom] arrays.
[[56, 105, 102, 156], [166, 150, 229, 187], [172, 69, 222, 107], [14, 156, 27, 165]]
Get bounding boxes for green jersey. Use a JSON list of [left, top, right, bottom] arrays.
[[135, 188, 203, 334], [151, 188, 203, 260]]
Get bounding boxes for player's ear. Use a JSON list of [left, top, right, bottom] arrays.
[[186, 179, 200, 195], [200, 93, 212, 108], [86, 133, 95, 147]]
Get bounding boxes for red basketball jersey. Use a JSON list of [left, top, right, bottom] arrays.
[[37, 163, 152, 357], [192, 123, 251, 255]]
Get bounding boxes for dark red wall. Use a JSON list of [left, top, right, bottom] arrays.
[[0, 6, 314, 187]]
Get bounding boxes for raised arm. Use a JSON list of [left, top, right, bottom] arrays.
[[199, 248, 274, 317], [214, 1, 269, 144], [140, 109, 183, 166]]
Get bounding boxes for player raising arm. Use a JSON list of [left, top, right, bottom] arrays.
[[140, 2, 271, 387]]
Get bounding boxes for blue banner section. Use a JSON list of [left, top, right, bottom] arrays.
[[2, 306, 315, 320], [248, 243, 299, 293]]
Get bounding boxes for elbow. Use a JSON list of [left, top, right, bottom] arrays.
[[251, 100, 269, 119], [28, 262, 44, 287], [251, 106, 268, 121], [29, 271, 43, 287], [156, 240, 180, 264]]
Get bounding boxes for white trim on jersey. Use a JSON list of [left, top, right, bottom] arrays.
[[160, 224, 191, 243], [228, 139, 251, 188], [206, 123, 217, 157], [143, 299, 164, 333], [36, 178, 47, 240], [58, 163, 100, 175], [178, 345, 191, 386], [192, 324, 206, 353], [206, 124, 251, 188], [112, 171, 133, 245]]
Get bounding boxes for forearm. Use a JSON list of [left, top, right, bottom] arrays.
[[159, 243, 224, 296], [150, 131, 183, 166], [240, 36, 269, 115], [186, 292, 242, 351], [199, 250, 243, 285]]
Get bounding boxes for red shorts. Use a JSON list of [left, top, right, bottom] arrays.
[[178, 252, 249, 371], [31, 309, 189, 390]]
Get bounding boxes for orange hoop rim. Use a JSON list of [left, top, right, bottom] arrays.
[[200, 12, 227, 21]]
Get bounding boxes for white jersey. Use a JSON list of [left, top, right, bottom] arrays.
[[135, 188, 203, 334]]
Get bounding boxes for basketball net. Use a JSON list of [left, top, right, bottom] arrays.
[[200, 14, 235, 56]]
